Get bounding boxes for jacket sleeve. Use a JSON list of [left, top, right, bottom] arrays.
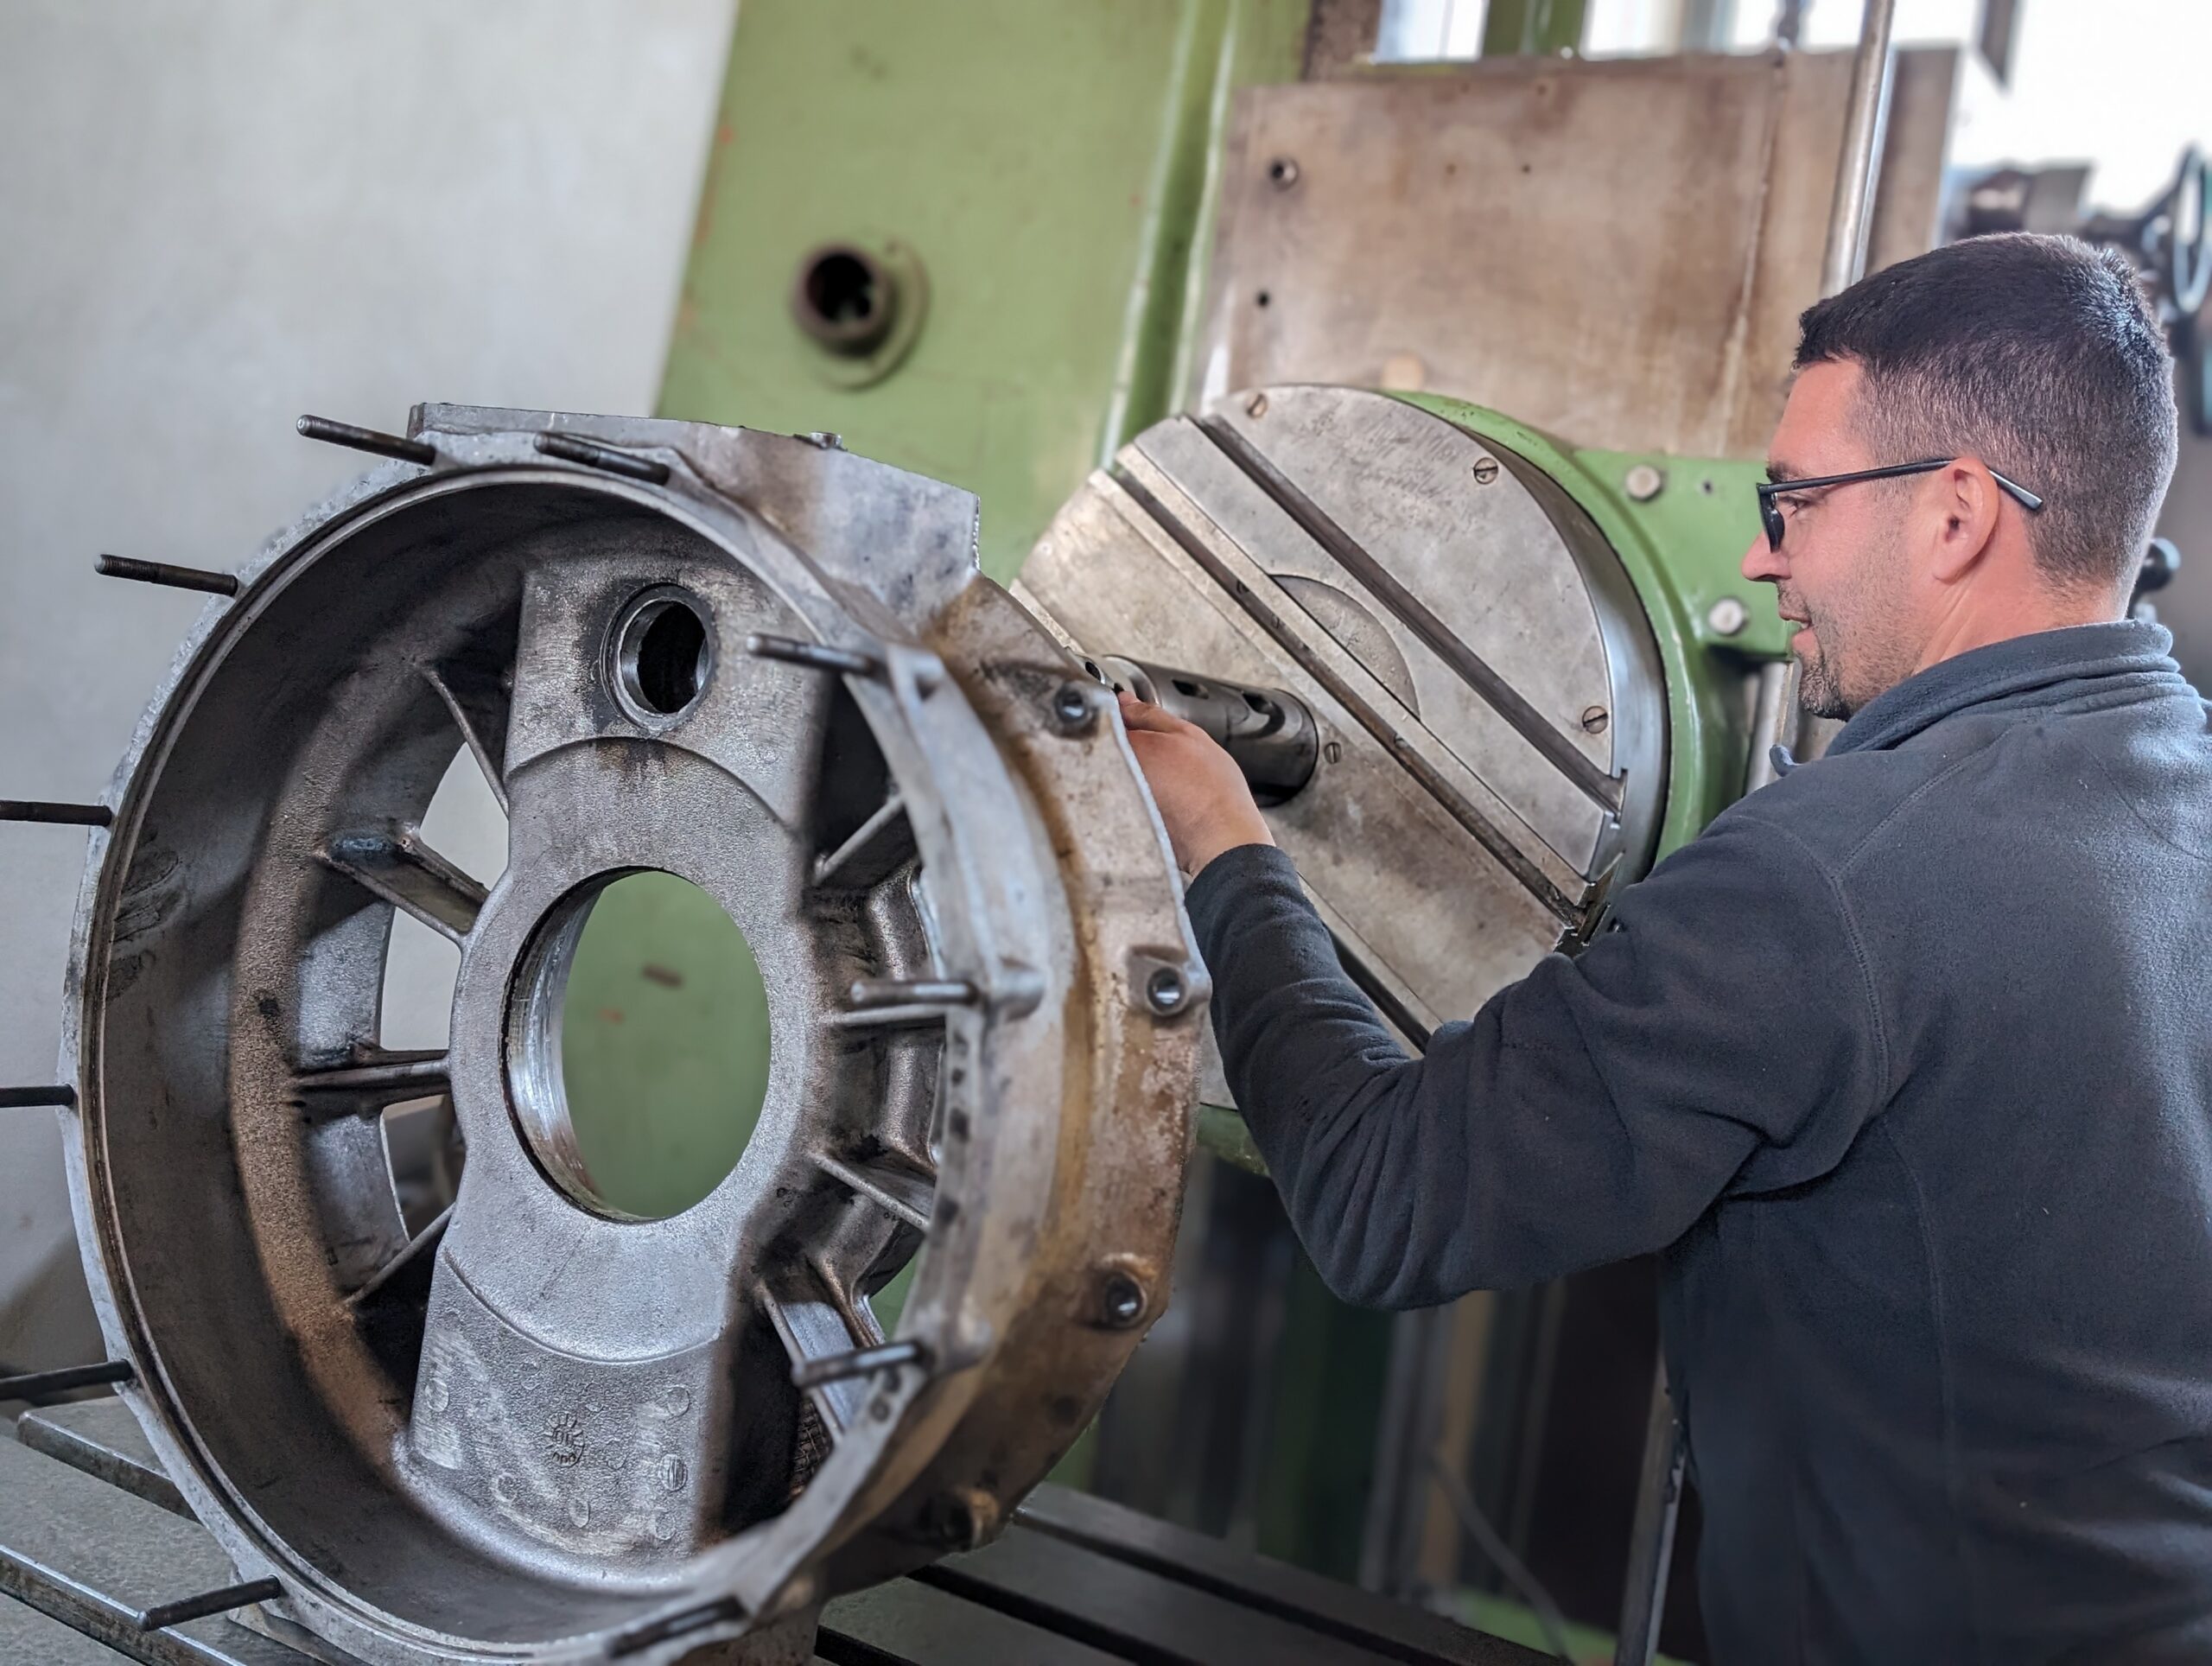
[[1181, 812, 1890, 1307]]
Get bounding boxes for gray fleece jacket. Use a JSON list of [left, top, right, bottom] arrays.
[[1185, 620, 2212, 1664]]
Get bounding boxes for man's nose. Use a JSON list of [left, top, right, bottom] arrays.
[[1741, 531, 1783, 586]]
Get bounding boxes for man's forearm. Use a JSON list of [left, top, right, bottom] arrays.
[[1182, 844, 1464, 1305], [1181, 840, 1792, 1305]]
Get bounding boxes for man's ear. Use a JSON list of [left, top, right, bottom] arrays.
[[1924, 460, 2002, 584]]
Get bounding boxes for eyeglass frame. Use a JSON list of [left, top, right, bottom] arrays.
[[1756, 457, 2044, 552]]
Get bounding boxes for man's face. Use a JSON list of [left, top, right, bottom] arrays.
[[1742, 359, 1921, 719]]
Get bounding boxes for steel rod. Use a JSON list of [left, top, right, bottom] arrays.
[[791, 1338, 929, 1391], [1743, 660, 1795, 792], [0, 1359, 134, 1400], [745, 632, 884, 677], [296, 413, 436, 466], [532, 430, 671, 483], [0, 799, 111, 827], [607, 1597, 744, 1658], [0, 1084, 76, 1110], [94, 554, 240, 597], [846, 977, 979, 1011], [1613, 1362, 1688, 1666], [1817, 0, 1898, 298], [136, 1577, 283, 1632]]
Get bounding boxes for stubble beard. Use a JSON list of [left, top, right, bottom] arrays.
[[1795, 629, 1851, 719]]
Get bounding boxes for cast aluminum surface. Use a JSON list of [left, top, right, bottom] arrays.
[[1021, 385, 1668, 1040], [54, 408, 1204, 1663]]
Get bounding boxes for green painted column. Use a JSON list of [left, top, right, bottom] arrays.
[[658, 0, 1312, 581]]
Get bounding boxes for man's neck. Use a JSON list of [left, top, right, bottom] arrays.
[[1911, 583, 2127, 677]]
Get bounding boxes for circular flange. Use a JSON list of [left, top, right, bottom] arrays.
[[58, 409, 1202, 1663], [1020, 384, 1670, 1038]]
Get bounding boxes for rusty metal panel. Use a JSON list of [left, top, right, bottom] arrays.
[[1196, 47, 1961, 457]]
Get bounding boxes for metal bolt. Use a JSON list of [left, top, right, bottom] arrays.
[[1099, 1270, 1148, 1329], [1051, 681, 1096, 731], [1144, 964, 1186, 1015], [1580, 705, 1610, 734], [1267, 156, 1300, 190], [1322, 739, 1343, 765], [800, 430, 844, 450], [1471, 456, 1500, 486], [1707, 596, 1750, 637], [1246, 391, 1269, 419], [1624, 463, 1666, 502]]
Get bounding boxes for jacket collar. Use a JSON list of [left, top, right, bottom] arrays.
[[1823, 619, 2181, 759]]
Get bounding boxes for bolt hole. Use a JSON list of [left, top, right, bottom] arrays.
[[615, 591, 713, 721], [791, 244, 896, 355], [1172, 677, 1203, 697], [1255, 289, 1272, 308]]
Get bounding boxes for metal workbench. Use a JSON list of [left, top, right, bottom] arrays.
[[0, 1397, 1547, 1666]]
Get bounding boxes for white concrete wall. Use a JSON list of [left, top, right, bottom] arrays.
[[0, 0, 736, 1377]]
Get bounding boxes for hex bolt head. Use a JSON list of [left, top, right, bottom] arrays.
[[1707, 596, 1750, 637], [1624, 462, 1667, 501], [1144, 964, 1186, 1014], [1051, 681, 1096, 731], [1099, 1270, 1148, 1329], [1580, 705, 1610, 734], [1471, 456, 1501, 486]]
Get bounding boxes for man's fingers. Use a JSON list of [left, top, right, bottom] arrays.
[[1115, 690, 1193, 735]]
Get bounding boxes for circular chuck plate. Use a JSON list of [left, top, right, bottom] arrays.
[[1020, 385, 1669, 1044], [58, 408, 1202, 1663]]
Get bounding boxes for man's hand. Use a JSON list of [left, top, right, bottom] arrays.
[[1117, 690, 1274, 876]]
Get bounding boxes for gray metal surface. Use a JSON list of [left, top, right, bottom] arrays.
[[47, 409, 1204, 1663], [922, 1524, 1545, 1665], [1, 1592, 134, 1666], [1022, 385, 1667, 1040], [11, 1392, 1543, 1666], [1014, 1483, 1540, 1664], [0, 1440, 305, 1665], [1193, 47, 1960, 457]]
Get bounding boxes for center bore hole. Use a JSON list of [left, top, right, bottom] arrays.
[[515, 873, 772, 1221], [614, 591, 712, 721]]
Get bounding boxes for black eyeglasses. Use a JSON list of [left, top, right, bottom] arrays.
[[1756, 458, 2044, 552]]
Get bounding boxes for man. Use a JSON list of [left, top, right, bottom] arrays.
[[1120, 233, 2209, 1663]]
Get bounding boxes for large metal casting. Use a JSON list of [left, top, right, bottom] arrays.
[[53, 408, 1205, 1663]]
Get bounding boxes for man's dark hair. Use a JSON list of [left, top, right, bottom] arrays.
[[1795, 232, 2177, 593]]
